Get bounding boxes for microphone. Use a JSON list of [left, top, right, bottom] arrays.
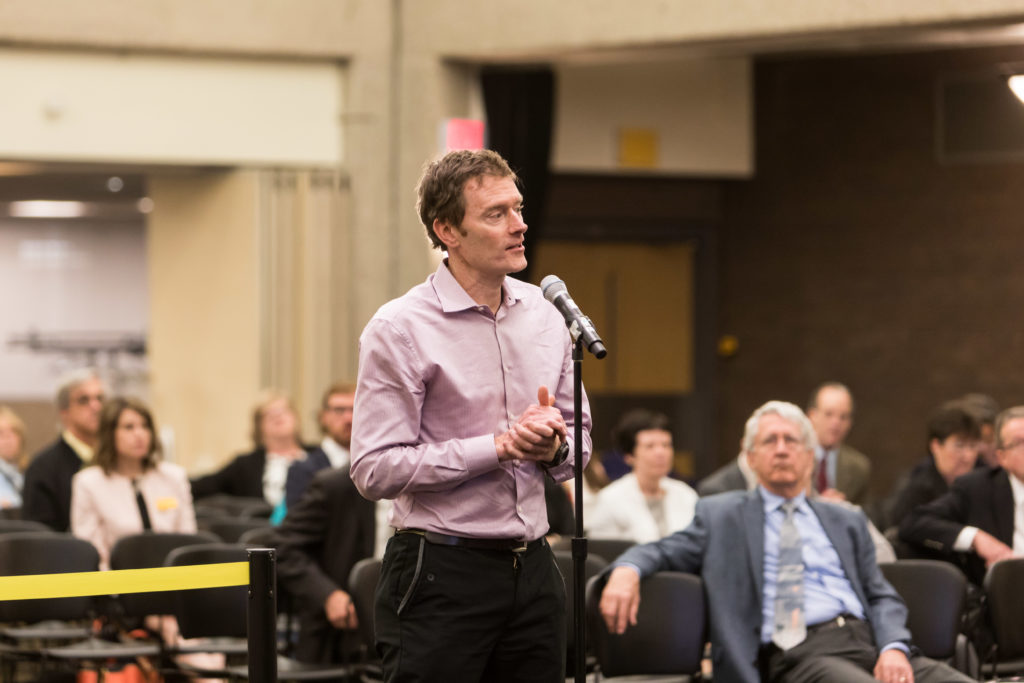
[[540, 275, 607, 359]]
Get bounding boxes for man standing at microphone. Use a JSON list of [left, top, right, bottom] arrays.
[[350, 149, 592, 682]]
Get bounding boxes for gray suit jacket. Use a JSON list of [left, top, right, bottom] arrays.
[[612, 489, 910, 683], [835, 443, 872, 505]]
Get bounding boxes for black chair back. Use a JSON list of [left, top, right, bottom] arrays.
[[0, 532, 99, 623], [984, 557, 1024, 671], [165, 543, 248, 639], [0, 518, 52, 535], [109, 530, 221, 618], [200, 516, 272, 543], [238, 525, 278, 548], [586, 571, 706, 677], [348, 558, 381, 655], [879, 559, 966, 660], [194, 495, 273, 519], [554, 536, 636, 565]]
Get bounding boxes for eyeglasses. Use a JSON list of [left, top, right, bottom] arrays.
[[73, 394, 105, 406], [754, 434, 803, 449], [324, 406, 354, 415]]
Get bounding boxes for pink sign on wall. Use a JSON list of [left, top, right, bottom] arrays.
[[441, 118, 486, 152]]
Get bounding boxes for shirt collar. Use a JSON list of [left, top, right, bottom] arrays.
[[431, 258, 523, 314], [62, 429, 94, 462], [759, 485, 807, 515], [1009, 471, 1024, 508]]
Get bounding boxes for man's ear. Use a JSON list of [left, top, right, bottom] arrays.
[[624, 453, 635, 468], [435, 218, 460, 250]]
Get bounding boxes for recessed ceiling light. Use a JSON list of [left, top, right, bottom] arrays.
[[9, 200, 87, 218]]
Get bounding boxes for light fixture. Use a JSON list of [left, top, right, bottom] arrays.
[[1008, 74, 1024, 104], [8, 200, 87, 219]]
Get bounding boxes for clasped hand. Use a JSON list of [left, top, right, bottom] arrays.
[[495, 386, 567, 463]]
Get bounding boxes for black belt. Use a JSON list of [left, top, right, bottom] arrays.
[[396, 529, 544, 552], [807, 613, 860, 635]]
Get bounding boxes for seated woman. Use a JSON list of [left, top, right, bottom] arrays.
[[190, 389, 309, 512], [588, 409, 698, 543], [0, 405, 27, 510], [885, 402, 980, 530], [71, 396, 196, 569], [70, 397, 222, 676]]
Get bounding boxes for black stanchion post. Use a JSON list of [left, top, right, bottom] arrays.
[[248, 548, 277, 683]]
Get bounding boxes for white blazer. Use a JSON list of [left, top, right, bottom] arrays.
[[587, 472, 698, 543]]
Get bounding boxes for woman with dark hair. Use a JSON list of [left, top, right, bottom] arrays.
[[71, 396, 196, 569]]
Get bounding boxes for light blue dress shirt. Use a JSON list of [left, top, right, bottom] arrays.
[[760, 487, 865, 644]]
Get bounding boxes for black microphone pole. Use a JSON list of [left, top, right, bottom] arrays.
[[541, 274, 604, 682], [572, 338, 587, 683]]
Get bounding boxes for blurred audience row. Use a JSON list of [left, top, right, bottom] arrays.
[[1, 368, 1020, 668]]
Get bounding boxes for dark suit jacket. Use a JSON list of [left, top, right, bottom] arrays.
[[275, 465, 376, 664], [191, 448, 268, 501], [696, 458, 748, 496], [886, 457, 949, 529], [612, 489, 910, 683], [21, 436, 82, 531], [898, 466, 1014, 586], [284, 448, 331, 509]]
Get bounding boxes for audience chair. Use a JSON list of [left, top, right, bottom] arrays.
[[878, 560, 967, 661], [554, 549, 608, 677], [982, 557, 1024, 679], [109, 531, 221, 625], [0, 532, 161, 680], [348, 557, 383, 681], [200, 516, 273, 543], [194, 494, 273, 520], [0, 532, 100, 679], [554, 537, 636, 565], [0, 518, 52, 535], [166, 543, 357, 681], [586, 571, 706, 681]]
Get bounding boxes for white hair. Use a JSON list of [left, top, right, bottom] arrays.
[[56, 367, 102, 410], [741, 400, 819, 454]]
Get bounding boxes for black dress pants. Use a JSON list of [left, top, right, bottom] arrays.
[[374, 532, 565, 683], [763, 617, 975, 683]]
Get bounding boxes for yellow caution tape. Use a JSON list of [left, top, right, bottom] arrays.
[[0, 562, 249, 601]]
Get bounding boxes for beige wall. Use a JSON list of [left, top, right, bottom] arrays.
[[147, 171, 262, 472], [5, 0, 1024, 473], [552, 58, 752, 176], [0, 48, 344, 166]]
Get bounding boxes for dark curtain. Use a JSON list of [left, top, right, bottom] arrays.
[[480, 67, 555, 282]]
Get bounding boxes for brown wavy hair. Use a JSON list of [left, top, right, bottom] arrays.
[[92, 397, 162, 475]]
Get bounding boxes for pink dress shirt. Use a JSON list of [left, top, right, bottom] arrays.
[[350, 261, 592, 541]]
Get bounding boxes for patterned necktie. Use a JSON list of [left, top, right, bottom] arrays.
[[772, 500, 806, 650]]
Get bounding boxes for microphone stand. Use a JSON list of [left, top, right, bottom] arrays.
[[571, 339, 587, 683]]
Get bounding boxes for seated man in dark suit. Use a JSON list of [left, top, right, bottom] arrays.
[[275, 465, 376, 664], [899, 405, 1024, 587], [284, 382, 355, 509], [22, 368, 105, 531], [599, 400, 972, 683]]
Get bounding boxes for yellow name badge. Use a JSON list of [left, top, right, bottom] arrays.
[[156, 497, 179, 512]]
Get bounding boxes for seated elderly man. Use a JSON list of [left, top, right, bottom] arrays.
[[599, 400, 972, 683]]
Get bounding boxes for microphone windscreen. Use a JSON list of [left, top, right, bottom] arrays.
[[540, 275, 566, 301]]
